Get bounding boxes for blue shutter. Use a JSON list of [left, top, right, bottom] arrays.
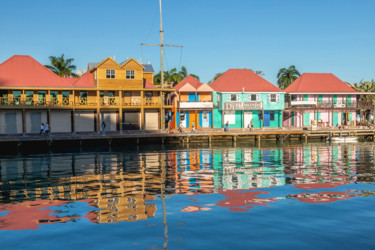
[[209, 111, 212, 127], [199, 111, 203, 127]]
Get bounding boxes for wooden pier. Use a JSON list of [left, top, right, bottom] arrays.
[[1, 128, 375, 154]]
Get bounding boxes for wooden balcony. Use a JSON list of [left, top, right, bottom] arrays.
[[285, 100, 374, 110], [0, 96, 171, 109]]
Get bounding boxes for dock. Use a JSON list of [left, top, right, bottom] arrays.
[[1, 128, 375, 154]]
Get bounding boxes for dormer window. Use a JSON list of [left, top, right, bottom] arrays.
[[106, 69, 115, 79], [126, 70, 135, 79]]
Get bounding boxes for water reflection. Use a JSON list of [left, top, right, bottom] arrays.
[[0, 143, 375, 230]]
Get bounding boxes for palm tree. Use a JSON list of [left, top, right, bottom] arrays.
[[277, 65, 300, 90], [350, 80, 375, 101], [250, 69, 265, 76], [154, 66, 199, 86], [208, 72, 223, 84], [45, 54, 77, 77]]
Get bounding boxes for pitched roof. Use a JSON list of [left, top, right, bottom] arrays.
[[209, 69, 282, 92], [0, 55, 94, 88], [143, 79, 157, 88], [142, 64, 154, 73], [285, 73, 357, 93], [174, 75, 203, 91]]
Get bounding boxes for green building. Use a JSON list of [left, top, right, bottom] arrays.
[[210, 69, 285, 128]]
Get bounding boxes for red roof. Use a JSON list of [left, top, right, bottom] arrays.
[[143, 79, 157, 88], [285, 73, 357, 93], [0, 55, 95, 88], [209, 69, 282, 92], [174, 75, 202, 90]]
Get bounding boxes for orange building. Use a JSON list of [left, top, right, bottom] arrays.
[[173, 75, 213, 129]]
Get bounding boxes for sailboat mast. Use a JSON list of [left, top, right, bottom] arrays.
[[159, 0, 164, 89]]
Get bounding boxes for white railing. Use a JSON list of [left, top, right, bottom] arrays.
[[179, 102, 213, 109], [291, 100, 316, 106]]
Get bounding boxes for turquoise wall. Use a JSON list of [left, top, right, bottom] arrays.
[[213, 109, 222, 128], [212, 92, 284, 128], [216, 92, 285, 111]]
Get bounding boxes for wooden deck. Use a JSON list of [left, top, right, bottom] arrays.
[[1, 128, 375, 146]]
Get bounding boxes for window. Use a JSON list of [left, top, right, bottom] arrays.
[[248, 94, 257, 101], [270, 111, 275, 121], [126, 70, 135, 79], [236, 94, 241, 101], [80, 91, 87, 98], [269, 94, 277, 102], [25, 91, 33, 105], [50, 91, 58, 98], [106, 69, 115, 79], [62, 91, 69, 98], [100, 91, 104, 98], [13, 91, 21, 105], [230, 94, 236, 101]]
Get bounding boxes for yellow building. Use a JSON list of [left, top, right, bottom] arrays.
[[0, 55, 174, 134]]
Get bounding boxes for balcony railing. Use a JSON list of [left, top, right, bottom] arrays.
[[100, 97, 120, 106], [179, 101, 213, 109], [286, 100, 374, 109], [0, 96, 180, 108], [123, 97, 141, 106], [144, 97, 161, 106]]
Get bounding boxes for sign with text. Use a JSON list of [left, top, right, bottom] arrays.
[[224, 102, 262, 110]]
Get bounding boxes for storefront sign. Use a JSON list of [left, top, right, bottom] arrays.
[[224, 102, 262, 110]]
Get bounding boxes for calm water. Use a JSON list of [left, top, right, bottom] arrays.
[[0, 142, 375, 249]]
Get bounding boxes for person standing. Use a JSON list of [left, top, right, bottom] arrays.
[[225, 121, 229, 132], [191, 121, 195, 133], [40, 123, 45, 135], [45, 122, 50, 136], [101, 121, 106, 136]]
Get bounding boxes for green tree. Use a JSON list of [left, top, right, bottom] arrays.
[[208, 72, 223, 84], [277, 65, 300, 90], [350, 80, 375, 101], [250, 69, 265, 76], [154, 66, 199, 86], [45, 54, 77, 77]]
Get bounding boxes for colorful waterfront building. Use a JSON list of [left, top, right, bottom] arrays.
[[173, 75, 214, 129], [0, 55, 175, 134], [283, 73, 361, 127], [210, 69, 285, 128]]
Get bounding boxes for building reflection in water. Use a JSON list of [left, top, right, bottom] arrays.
[[0, 143, 374, 229]]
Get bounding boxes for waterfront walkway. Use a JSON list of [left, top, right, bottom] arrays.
[[1, 127, 375, 144]]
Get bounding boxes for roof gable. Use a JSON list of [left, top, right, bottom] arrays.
[[120, 58, 145, 70], [174, 75, 202, 91], [89, 57, 120, 72], [210, 69, 282, 92], [285, 73, 357, 93], [178, 83, 196, 92], [197, 83, 213, 92]]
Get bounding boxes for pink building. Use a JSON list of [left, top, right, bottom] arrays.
[[283, 73, 359, 127]]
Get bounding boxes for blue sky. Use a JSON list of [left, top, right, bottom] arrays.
[[0, 0, 374, 85]]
